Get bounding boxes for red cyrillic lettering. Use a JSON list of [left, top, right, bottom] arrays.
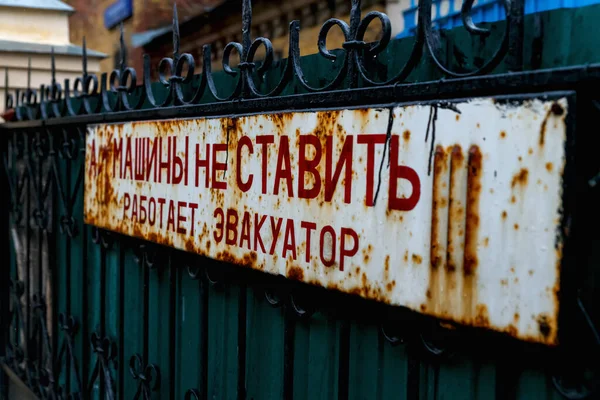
[[157, 197, 166, 229], [254, 214, 267, 253], [189, 202, 198, 235], [256, 135, 274, 194], [195, 143, 210, 188], [123, 193, 131, 219], [212, 144, 227, 190], [172, 137, 184, 184], [167, 200, 175, 231], [237, 136, 253, 192], [339, 227, 359, 272], [301, 221, 316, 263], [357, 134, 387, 207], [177, 201, 187, 234], [90, 139, 97, 178], [282, 219, 297, 260], [298, 135, 322, 199], [139, 195, 147, 224], [326, 135, 353, 203], [134, 138, 145, 181], [158, 137, 172, 184], [146, 138, 158, 182], [388, 135, 421, 211], [320, 225, 336, 267], [184, 136, 189, 186], [269, 216, 283, 255], [131, 194, 138, 222], [240, 211, 251, 249], [124, 136, 133, 180], [148, 197, 156, 226], [214, 207, 224, 243], [274, 136, 293, 196], [113, 138, 123, 178], [226, 208, 238, 245]]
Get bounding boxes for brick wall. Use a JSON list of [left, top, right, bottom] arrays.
[[63, 0, 218, 75], [63, 0, 387, 80], [143, 0, 386, 76]]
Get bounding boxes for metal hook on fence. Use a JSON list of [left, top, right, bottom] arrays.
[[289, 292, 316, 318], [381, 323, 405, 346], [264, 288, 283, 308]]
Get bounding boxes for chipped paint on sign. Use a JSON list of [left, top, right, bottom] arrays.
[[84, 96, 569, 346]]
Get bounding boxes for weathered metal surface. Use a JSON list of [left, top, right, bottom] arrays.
[[84, 96, 568, 346]]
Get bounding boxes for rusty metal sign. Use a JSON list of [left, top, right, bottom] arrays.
[[84, 95, 570, 346]]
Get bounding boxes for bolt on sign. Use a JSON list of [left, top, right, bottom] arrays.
[[84, 93, 571, 346]]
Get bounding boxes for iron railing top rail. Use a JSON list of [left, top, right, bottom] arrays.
[[0, 0, 534, 128], [3, 62, 600, 130]]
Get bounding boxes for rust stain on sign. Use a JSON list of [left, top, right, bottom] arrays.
[[84, 97, 569, 346]]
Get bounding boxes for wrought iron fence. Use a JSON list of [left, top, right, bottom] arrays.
[[1, 0, 599, 398]]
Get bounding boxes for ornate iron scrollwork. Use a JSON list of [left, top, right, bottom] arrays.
[[88, 333, 118, 400], [54, 313, 82, 397], [4, 0, 522, 121], [129, 353, 160, 400]]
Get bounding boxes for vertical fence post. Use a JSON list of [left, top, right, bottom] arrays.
[[0, 134, 8, 399], [507, 0, 525, 71]]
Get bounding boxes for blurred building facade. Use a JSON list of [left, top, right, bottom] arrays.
[[64, 0, 407, 77], [0, 0, 105, 114]]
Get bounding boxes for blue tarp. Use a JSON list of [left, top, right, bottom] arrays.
[[397, 0, 600, 38]]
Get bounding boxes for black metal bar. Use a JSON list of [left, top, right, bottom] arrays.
[[142, 251, 149, 368], [118, 245, 125, 400], [1, 0, 600, 398], [3, 63, 600, 131], [81, 154, 89, 397], [24, 137, 31, 381], [36, 131, 43, 380], [0, 126, 9, 384], [200, 271, 208, 400], [507, 0, 525, 71], [283, 307, 295, 400], [65, 152, 71, 392], [338, 320, 350, 400], [169, 254, 176, 400], [99, 244, 107, 399], [237, 286, 246, 400]]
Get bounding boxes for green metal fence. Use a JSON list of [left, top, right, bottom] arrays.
[[1, 2, 600, 399]]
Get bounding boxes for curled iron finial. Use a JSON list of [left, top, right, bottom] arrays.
[[70, 37, 101, 115], [103, 23, 144, 112], [146, 2, 196, 106], [15, 58, 38, 120], [423, 0, 511, 77]]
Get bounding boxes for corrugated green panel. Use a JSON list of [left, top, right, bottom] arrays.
[[244, 290, 285, 400], [8, 214, 18, 346], [207, 283, 240, 400], [54, 155, 69, 391], [419, 356, 497, 400], [85, 228, 102, 400], [515, 368, 564, 400], [292, 313, 341, 400], [68, 153, 85, 393], [103, 241, 120, 395], [347, 323, 411, 400], [147, 256, 174, 398], [175, 267, 205, 398], [121, 249, 143, 399]]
